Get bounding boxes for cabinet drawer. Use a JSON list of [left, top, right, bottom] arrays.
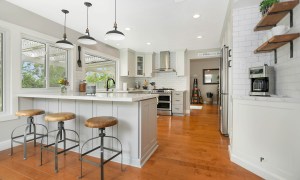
[[172, 105, 183, 113], [173, 92, 183, 97], [173, 98, 183, 104]]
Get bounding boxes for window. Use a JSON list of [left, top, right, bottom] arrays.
[[21, 38, 68, 88], [0, 33, 3, 112], [84, 54, 116, 89]]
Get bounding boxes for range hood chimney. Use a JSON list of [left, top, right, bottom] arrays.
[[154, 51, 176, 72]]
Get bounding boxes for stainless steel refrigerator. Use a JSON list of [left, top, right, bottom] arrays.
[[219, 46, 229, 136]]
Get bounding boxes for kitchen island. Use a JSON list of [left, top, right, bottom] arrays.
[[17, 92, 158, 168]]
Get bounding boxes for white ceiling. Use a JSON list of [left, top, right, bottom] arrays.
[[6, 0, 229, 52]]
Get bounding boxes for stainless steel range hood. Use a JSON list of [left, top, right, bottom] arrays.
[[154, 51, 176, 72]]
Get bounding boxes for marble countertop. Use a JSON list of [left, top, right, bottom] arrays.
[[233, 95, 300, 103], [17, 92, 158, 102]]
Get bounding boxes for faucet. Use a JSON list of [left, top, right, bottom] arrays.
[[106, 78, 115, 91]]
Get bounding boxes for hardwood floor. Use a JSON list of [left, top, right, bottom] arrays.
[[0, 105, 261, 179]]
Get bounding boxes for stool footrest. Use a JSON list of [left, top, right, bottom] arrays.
[[81, 150, 122, 167]]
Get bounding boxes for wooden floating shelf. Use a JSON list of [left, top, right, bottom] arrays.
[[255, 33, 300, 53], [254, 0, 299, 31]]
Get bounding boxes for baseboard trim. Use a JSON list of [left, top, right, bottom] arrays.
[[230, 150, 282, 180], [0, 139, 12, 152]]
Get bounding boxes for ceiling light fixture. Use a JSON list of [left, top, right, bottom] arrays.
[[55, 9, 74, 49], [78, 2, 97, 45], [146, 42, 151, 45], [193, 14, 200, 19], [105, 0, 125, 41], [125, 27, 131, 31], [197, 36, 203, 39]]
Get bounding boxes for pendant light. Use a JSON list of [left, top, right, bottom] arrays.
[[78, 2, 97, 45], [56, 9, 74, 49], [105, 0, 125, 41]]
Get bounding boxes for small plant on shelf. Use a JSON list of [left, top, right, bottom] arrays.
[[260, 0, 279, 16], [58, 78, 69, 93]]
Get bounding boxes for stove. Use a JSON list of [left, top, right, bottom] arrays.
[[151, 88, 174, 94], [151, 88, 174, 115]]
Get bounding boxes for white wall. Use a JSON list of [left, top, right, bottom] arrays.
[[0, 1, 118, 145], [190, 58, 219, 103]]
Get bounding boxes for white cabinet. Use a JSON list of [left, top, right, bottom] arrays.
[[232, 99, 300, 179], [175, 50, 187, 77], [136, 54, 145, 76], [136, 52, 153, 77], [144, 53, 154, 77], [172, 91, 186, 115], [120, 48, 135, 77]]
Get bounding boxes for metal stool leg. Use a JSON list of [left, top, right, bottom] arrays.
[[100, 129, 104, 180]]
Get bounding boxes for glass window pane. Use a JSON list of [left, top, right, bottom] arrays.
[[85, 54, 116, 89], [49, 46, 68, 87], [21, 39, 46, 88], [0, 33, 3, 112]]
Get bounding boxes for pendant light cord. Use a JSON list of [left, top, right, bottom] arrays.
[[114, 0, 117, 30], [63, 12, 67, 40], [86, 5, 90, 35]]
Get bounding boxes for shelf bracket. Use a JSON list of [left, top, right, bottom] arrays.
[[274, 49, 277, 64], [290, 41, 294, 58], [290, 10, 293, 28]]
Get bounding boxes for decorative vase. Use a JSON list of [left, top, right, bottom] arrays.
[[61, 85, 67, 93]]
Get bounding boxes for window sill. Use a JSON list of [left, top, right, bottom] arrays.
[[0, 114, 18, 122]]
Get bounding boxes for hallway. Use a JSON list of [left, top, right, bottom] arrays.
[[0, 105, 260, 179]]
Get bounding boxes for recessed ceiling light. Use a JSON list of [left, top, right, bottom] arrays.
[[197, 36, 203, 39], [146, 42, 151, 45], [193, 14, 200, 19], [116, 43, 120, 46], [125, 27, 131, 31]]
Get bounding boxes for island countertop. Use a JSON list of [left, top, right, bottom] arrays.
[[17, 92, 158, 102]]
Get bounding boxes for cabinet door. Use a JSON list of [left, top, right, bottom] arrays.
[[136, 55, 144, 76], [176, 50, 186, 76], [128, 51, 135, 77], [144, 53, 153, 77]]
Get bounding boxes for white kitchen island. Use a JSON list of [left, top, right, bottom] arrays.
[[17, 92, 158, 168]]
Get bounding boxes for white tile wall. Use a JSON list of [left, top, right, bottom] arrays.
[[233, 6, 273, 96], [233, 5, 300, 98], [135, 52, 187, 90]]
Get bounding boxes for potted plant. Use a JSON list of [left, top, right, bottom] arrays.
[[85, 72, 99, 95], [260, 0, 279, 16], [58, 78, 69, 93]]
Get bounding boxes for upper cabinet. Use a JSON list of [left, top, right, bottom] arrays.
[[144, 52, 154, 77], [176, 49, 187, 77], [136, 54, 145, 76], [120, 49, 154, 77], [120, 48, 135, 77]]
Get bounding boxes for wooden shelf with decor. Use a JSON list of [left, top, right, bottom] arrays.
[[255, 33, 300, 53], [254, 33, 300, 63], [254, 0, 299, 31]]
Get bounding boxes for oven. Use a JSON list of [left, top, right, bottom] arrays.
[[151, 89, 173, 116]]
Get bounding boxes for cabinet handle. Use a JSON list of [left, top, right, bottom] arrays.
[[176, 100, 180, 101], [260, 157, 264, 162], [128, 71, 129, 76]]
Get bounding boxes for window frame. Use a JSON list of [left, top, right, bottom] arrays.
[[21, 36, 69, 90], [82, 47, 119, 91], [0, 27, 11, 119]]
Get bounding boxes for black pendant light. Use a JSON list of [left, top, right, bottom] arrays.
[[56, 9, 74, 49], [78, 2, 97, 45], [105, 0, 125, 41]]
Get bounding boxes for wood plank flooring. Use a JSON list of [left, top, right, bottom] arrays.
[[0, 105, 261, 179]]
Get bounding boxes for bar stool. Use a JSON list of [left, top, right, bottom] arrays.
[[11, 109, 48, 160], [40, 112, 80, 173], [80, 116, 123, 180]]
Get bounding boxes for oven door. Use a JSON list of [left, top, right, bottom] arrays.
[[158, 94, 171, 102], [157, 102, 171, 111]]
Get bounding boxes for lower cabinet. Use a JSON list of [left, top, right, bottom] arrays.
[[172, 91, 186, 115], [232, 99, 300, 180]]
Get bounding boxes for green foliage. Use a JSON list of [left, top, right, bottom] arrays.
[[260, 0, 279, 13], [85, 71, 114, 88], [50, 65, 66, 87], [22, 62, 45, 88]]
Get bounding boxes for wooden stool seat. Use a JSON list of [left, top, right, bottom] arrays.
[[45, 112, 76, 122], [16, 109, 45, 117], [85, 116, 118, 129]]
